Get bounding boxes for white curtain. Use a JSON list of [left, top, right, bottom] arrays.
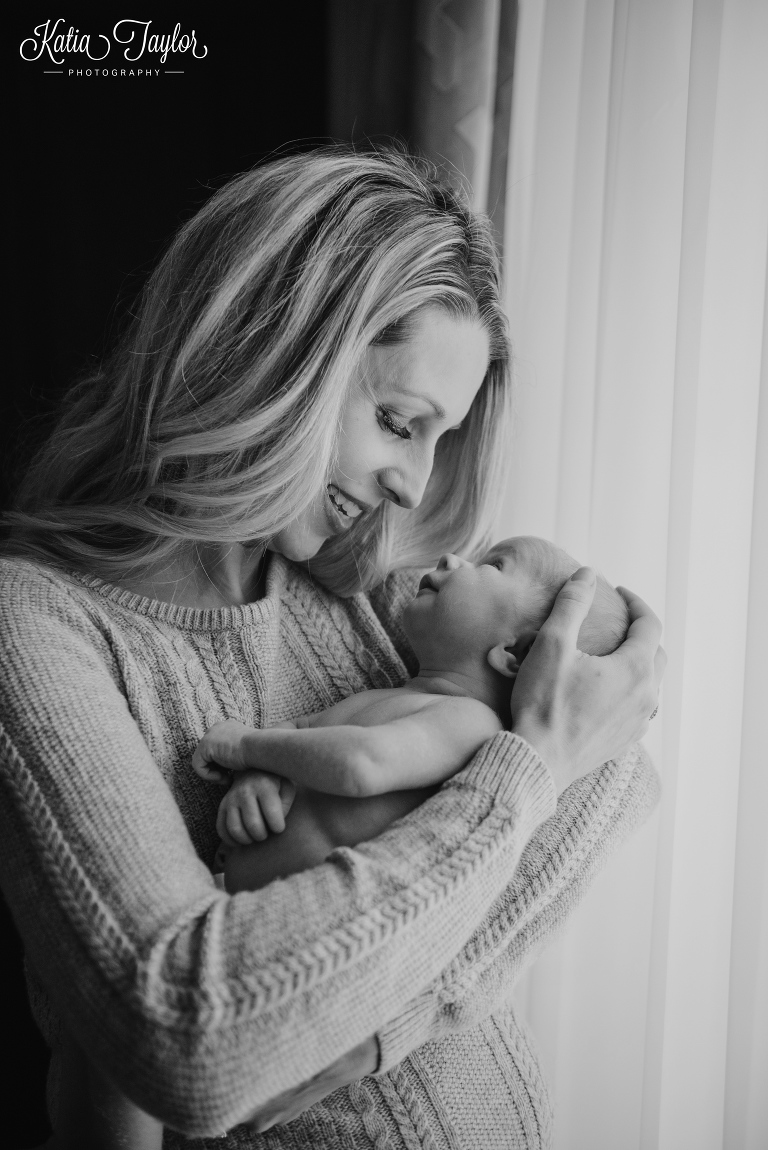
[[500, 2, 768, 1148]]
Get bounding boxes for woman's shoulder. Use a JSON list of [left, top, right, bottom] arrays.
[[1, 553, 79, 609], [0, 554, 113, 657]]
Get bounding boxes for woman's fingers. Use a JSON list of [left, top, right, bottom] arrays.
[[654, 645, 667, 685], [613, 587, 666, 718], [616, 586, 663, 651], [539, 567, 597, 647]]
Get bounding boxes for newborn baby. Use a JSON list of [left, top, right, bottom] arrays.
[[194, 536, 630, 893]]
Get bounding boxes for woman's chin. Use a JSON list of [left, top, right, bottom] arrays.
[[269, 497, 360, 561], [268, 527, 327, 562], [268, 537, 324, 562]]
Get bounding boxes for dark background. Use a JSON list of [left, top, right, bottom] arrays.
[[6, 8, 334, 1144], [6, 7, 332, 511]]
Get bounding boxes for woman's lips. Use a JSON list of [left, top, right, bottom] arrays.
[[418, 573, 439, 593], [326, 484, 367, 528]]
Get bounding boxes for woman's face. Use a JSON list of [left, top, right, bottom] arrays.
[[269, 306, 491, 561]]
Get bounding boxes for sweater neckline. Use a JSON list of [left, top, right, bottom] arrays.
[[69, 553, 285, 631]]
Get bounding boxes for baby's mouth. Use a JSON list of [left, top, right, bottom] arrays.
[[327, 484, 366, 521]]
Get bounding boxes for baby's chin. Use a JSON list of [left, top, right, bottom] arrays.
[[401, 591, 433, 637]]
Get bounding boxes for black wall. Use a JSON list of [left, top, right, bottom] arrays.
[[7, 7, 329, 508], [5, 9, 328, 1143]]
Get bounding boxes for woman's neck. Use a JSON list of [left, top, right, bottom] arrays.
[[118, 543, 268, 608]]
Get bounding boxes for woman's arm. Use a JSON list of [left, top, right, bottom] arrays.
[[373, 743, 660, 1070], [0, 565, 556, 1137]]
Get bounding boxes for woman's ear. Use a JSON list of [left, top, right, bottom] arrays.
[[487, 644, 519, 678]]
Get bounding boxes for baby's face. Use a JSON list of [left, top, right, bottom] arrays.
[[403, 537, 557, 670]]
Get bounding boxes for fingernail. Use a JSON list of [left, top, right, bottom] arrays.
[[571, 567, 595, 584]]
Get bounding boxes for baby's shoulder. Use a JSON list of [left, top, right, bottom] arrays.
[[422, 692, 503, 728], [383, 689, 502, 735]]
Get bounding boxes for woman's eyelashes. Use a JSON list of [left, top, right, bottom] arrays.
[[377, 406, 413, 440]]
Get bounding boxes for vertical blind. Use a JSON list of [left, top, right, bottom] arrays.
[[500, 2, 768, 1148]]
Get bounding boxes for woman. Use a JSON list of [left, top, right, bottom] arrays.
[[0, 148, 663, 1148]]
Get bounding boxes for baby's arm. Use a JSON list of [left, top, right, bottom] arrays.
[[194, 701, 503, 800]]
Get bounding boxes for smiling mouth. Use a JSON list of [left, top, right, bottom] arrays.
[[327, 484, 367, 523]]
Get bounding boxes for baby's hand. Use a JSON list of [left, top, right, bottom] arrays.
[[192, 719, 256, 783], [217, 770, 296, 846]]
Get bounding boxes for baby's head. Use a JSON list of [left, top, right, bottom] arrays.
[[402, 536, 629, 680]]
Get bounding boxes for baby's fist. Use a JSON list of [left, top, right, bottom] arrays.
[[217, 771, 296, 846], [192, 719, 254, 783]]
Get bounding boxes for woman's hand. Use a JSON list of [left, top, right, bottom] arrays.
[[510, 568, 665, 793], [243, 1036, 379, 1132]]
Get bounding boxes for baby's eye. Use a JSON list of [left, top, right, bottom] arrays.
[[377, 407, 413, 441]]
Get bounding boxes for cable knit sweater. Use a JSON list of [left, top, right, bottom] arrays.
[[0, 552, 660, 1149]]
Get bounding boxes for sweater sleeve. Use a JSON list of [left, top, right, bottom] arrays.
[[374, 743, 660, 1070], [0, 565, 557, 1137]]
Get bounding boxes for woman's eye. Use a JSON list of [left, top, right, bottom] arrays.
[[483, 558, 503, 569], [377, 407, 412, 441]]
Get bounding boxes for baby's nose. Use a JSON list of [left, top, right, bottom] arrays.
[[436, 553, 471, 572]]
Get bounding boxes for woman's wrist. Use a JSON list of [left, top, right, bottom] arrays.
[[509, 720, 570, 794]]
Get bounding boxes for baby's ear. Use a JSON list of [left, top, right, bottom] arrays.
[[510, 630, 539, 665], [487, 643, 519, 678]]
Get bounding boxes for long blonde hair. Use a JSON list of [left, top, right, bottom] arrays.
[[5, 147, 512, 595]]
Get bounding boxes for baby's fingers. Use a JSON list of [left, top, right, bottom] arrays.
[[259, 785, 287, 835], [193, 756, 230, 785], [238, 790, 270, 842], [192, 719, 251, 779], [192, 732, 231, 782], [218, 799, 264, 847], [280, 778, 297, 818]]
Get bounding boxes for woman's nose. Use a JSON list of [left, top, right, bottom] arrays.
[[377, 452, 433, 511]]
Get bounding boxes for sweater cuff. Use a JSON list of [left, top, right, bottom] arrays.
[[450, 731, 557, 824], [375, 987, 438, 1074]]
